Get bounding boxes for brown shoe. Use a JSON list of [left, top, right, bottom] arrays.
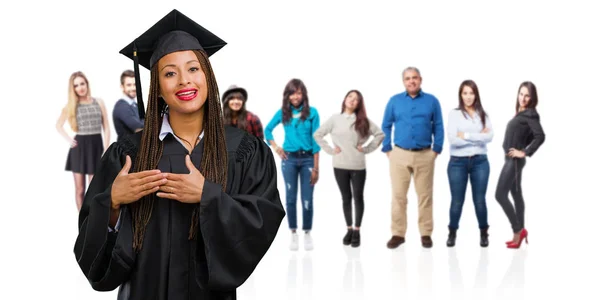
[[421, 236, 433, 248], [387, 236, 405, 249]]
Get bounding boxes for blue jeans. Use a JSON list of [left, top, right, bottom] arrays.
[[281, 151, 314, 231], [447, 154, 490, 230]]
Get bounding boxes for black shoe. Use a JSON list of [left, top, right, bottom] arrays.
[[343, 229, 353, 245], [446, 229, 457, 247], [480, 227, 489, 247], [351, 230, 360, 247]]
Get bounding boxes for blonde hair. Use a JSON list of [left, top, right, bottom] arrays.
[[66, 71, 91, 132]]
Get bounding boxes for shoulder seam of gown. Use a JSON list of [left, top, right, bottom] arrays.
[[118, 135, 139, 159], [235, 132, 255, 162]]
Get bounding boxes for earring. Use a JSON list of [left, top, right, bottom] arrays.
[[159, 97, 169, 116]]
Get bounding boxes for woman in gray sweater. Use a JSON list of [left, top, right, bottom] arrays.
[[313, 90, 384, 247]]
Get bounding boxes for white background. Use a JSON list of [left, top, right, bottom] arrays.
[[1, 0, 599, 299]]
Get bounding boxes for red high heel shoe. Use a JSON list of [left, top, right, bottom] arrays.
[[507, 228, 528, 249]]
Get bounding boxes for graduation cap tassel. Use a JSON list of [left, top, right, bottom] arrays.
[[133, 42, 146, 120]]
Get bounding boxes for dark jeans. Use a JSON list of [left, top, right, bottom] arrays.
[[333, 168, 366, 227], [281, 151, 314, 231], [495, 156, 526, 233], [447, 154, 490, 230]]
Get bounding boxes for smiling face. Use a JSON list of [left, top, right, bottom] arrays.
[[73, 76, 89, 98], [227, 97, 243, 112], [121, 76, 136, 99], [288, 89, 303, 107], [157, 50, 208, 116], [402, 69, 422, 96], [518, 86, 530, 108]]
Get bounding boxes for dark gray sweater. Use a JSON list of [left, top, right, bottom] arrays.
[[502, 108, 545, 157]]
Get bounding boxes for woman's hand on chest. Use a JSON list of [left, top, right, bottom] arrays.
[[157, 155, 205, 203]]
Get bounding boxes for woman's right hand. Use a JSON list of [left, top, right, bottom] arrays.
[[110, 155, 167, 209], [70, 138, 78, 148], [334, 146, 341, 154], [275, 146, 288, 160]]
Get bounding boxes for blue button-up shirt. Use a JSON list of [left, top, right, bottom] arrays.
[[381, 90, 444, 153]]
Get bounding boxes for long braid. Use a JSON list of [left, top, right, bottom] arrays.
[[189, 49, 228, 239], [131, 65, 164, 252], [130, 50, 228, 251]]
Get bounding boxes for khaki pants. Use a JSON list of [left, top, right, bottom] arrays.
[[389, 146, 436, 237]]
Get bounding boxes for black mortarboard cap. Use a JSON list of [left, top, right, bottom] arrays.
[[119, 9, 227, 119]]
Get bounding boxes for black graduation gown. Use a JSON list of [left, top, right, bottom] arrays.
[[74, 126, 285, 300]]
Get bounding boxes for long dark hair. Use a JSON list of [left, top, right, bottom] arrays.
[[515, 81, 538, 114], [341, 90, 370, 138], [223, 91, 248, 130], [281, 78, 310, 124], [130, 49, 228, 252], [458, 80, 487, 127]]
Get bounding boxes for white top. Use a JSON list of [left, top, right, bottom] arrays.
[[313, 112, 384, 170], [159, 113, 205, 148], [446, 109, 494, 157]]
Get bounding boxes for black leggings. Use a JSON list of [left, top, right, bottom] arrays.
[[334, 168, 366, 227], [495, 157, 526, 233]]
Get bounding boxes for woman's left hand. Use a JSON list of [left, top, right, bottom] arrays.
[[157, 155, 205, 203], [508, 148, 525, 158], [357, 145, 364, 152], [310, 169, 319, 185]]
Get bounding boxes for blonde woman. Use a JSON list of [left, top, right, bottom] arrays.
[[56, 71, 110, 211]]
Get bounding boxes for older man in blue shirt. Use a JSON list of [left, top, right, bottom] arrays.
[[382, 67, 444, 249]]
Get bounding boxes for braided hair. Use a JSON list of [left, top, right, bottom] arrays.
[[130, 49, 228, 252]]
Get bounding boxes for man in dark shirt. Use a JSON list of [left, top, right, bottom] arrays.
[[381, 67, 444, 249], [112, 70, 144, 142]]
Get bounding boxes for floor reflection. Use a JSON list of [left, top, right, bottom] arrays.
[[448, 247, 465, 300], [417, 248, 434, 300], [342, 246, 364, 299], [495, 249, 527, 300], [390, 247, 408, 292], [286, 253, 297, 300], [286, 252, 313, 300], [474, 248, 490, 296], [302, 252, 313, 299]]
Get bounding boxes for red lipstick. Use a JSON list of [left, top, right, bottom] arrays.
[[175, 88, 198, 101]]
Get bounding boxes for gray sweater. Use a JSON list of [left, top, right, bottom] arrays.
[[313, 112, 385, 170]]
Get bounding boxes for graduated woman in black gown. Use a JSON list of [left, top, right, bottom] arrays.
[[73, 9, 285, 300]]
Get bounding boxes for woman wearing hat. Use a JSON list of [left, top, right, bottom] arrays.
[[73, 9, 285, 300], [222, 85, 264, 139]]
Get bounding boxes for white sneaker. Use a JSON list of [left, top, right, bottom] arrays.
[[290, 232, 299, 251], [304, 232, 313, 251]]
